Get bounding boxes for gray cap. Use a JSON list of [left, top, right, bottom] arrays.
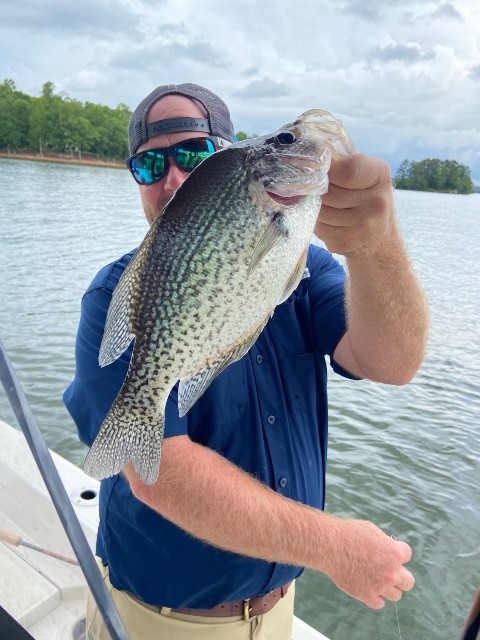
[[128, 83, 235, 155]]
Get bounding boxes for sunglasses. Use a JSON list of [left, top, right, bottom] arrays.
[[126, 137, 227, 185]]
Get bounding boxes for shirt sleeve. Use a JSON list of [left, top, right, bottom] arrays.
[[63, 286, 188, 449], [308, 246, 359, 379]]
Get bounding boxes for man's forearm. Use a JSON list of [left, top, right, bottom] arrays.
[[319, 155, 429, 384], [128, 435, 328, 568], [126, 435, 415, 608], [341, 224, 429, 384]]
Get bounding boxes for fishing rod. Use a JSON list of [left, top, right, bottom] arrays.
[[0, 337, 129, 640], [0, 529, 79, 565]]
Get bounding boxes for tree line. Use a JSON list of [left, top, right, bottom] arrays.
[[0, 79, 132, 161], [1, 80, 476, 191], [395, 158, 474, 194], [0, 80, 258, 163]]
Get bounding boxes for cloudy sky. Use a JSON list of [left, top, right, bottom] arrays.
[[1, 0, 479, 181]]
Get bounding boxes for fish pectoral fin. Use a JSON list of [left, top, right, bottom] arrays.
[[178, 321, 269, 417], [247, 215, 288, 277], [277, 249, 308, 304]]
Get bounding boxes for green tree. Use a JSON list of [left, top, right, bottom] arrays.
[[395, 158, 474, 194], [27, 81, 62, 154], [60, 97, 95, 158], [234, 131, 259, 141], [0, 81, 144, 162], [28, 97, 48, 154], [0, 79, 31, 150], [394, 160, 412, 189]]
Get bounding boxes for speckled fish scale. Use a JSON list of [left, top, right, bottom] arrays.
[[83, 109, 355, 485]]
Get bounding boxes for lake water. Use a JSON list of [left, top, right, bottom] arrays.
[[0, 158, 479, 639]]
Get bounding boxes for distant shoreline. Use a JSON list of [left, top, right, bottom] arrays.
[[0, 152, 124, 170], [2, 152, 479, 192]]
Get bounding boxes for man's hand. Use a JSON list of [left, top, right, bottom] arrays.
[[322, 518, 415, 609], [316, 153, 395, 257]]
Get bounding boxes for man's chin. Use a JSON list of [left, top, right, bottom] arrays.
[[145, 207, 162, 225]]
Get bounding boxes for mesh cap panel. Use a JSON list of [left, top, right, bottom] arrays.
[[128, 83, 235, 155]]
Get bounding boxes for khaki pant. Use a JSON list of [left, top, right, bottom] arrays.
[[87, 559, 295, 640]]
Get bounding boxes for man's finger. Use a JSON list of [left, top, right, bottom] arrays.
[[398, 569, 415, 592], [323, 182, 373, 209], [396, 540, 413, 563], [317, 205, 364, 227], [328, 153, 391, 190], [384, 587, 403, 602], [367, 595, 385, 610]]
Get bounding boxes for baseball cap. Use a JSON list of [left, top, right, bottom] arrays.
[[128, 83, 235, 155]]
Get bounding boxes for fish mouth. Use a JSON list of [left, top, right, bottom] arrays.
[[266, 192, 306, 206], [263, 149, 330, 203], [265, 169, 329, 201], [277, 154, 326, 170]]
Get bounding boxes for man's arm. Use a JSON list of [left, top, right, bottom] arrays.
[[317, 154, 429, 383], [125, 435, 414, 609]]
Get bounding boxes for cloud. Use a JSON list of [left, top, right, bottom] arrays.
[[469, 65, 480, 80], [369, 42, 436, 64], [402, 2, 464, 27], [243, 66, 260, 78], [0, 0, 145, 37], [337, 0, 421, 22], [1, 0, 479, 180], [111, 40, 224, 72], [340, 3, 383, 21], [429, 2, 463, 22], [234, 77, 291, 99]]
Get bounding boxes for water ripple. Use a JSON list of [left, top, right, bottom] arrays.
[[1, 160, 479, 640]]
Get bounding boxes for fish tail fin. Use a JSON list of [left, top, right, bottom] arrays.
[[84, 392, 165, 486]]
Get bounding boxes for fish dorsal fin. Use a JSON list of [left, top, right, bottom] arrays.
[[178, 321, 268, 417], [277, 249, 308, 305], [247, 215, 288, 277], [99, 233, 154, 367]]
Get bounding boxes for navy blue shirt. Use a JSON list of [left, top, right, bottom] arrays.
[[64, 243, 355, 608]]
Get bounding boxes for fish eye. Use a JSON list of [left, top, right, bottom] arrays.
[[275, 132, 296, 145]]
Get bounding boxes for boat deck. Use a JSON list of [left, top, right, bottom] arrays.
[[0, 419, 328, 639]]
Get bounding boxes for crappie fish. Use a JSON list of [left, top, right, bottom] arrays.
[[84, 109, 355, 485]]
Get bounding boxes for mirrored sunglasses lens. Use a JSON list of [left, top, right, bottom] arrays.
[[131, 151, 166, 184], [175, 139, 216, 172]]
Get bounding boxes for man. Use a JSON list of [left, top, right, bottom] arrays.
[[463, 587, 480, 640], [64, 83, 429, 640]]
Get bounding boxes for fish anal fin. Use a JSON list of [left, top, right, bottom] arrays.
[[178, 320, 269, 417], [247, 215, 288, 277], [278, 249, 308, 304]]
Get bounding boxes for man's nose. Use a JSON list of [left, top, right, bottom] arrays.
[[163, 158, 189, 192]]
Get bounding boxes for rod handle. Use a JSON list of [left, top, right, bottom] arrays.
[[0, 529, 22, 546]]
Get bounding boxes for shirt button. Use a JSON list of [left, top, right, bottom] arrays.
[[256, 355, 263, 364], [267, 415, 275, 424], [279, 477, 288, 488]]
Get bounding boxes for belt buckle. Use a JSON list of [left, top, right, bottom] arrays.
[[243, 598, 252, 621]]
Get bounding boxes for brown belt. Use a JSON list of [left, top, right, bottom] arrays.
[[171, 581, 293, 621]]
